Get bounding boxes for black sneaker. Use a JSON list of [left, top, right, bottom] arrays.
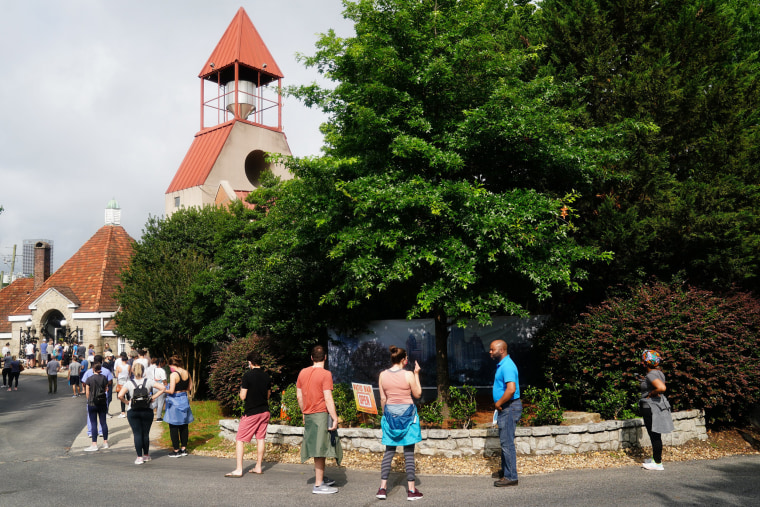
[[180, 448, 188, 457], [323, 476, 335, 486], [169, 450, 181, 458]]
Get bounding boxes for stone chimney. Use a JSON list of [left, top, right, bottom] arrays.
[[34, 241, 51, 290]]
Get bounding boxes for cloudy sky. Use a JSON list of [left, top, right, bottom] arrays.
[[0, 0, 352, 277]]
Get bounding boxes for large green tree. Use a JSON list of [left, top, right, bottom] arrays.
[[114, 206, 251, 393], [254, 0, 629, 408], [539, 0, 760, 296]]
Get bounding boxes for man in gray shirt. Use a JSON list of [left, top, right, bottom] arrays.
[[47, 356, 61, 394], [68, 357, 82, 397]]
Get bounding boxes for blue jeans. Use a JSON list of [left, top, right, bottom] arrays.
[[497, 399, 522, 481], [87, 404, 109, 443]]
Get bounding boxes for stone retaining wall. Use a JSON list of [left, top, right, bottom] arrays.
[[219, 409, 707, 457]]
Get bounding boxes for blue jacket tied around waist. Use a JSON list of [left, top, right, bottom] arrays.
[[381, 404, 422, 447]]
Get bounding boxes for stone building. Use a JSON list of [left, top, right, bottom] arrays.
[[0, 200, 134, 358]]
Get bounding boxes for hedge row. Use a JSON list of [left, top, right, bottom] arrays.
[[536, 282, 760, 425]]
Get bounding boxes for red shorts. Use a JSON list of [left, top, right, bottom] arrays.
[[236, 412, 270, 442]]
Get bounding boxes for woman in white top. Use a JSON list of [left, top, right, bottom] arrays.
[[149, 357, 168, 421], [115, 352, 131, 418]]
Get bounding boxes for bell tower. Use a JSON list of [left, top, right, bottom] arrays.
[[199, 7, 284, 131], [165, 7, 293, 216]]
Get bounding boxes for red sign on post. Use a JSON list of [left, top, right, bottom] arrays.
[[351, 382, 378, 414]]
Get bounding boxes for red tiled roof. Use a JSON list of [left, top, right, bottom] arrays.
[[166, 122, 234, 193], [199, 7, 283, 80], [0, 278, 34, 333], [10, 225, 135, 316], [47, 286, 82, 306]]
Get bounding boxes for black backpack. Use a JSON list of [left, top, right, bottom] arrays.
[[90, 377, 107, 407], [131, 379, 151, 410]]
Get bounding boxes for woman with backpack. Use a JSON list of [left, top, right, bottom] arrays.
[[84, 363, 110, 451], [118, 362, 165, 464]]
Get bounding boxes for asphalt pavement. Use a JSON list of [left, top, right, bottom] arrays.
[[2, 369, 759, 506]]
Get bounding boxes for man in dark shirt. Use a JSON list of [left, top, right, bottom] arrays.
[[225, 351, 271, 478]]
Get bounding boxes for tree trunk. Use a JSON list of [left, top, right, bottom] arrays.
[[434, 307, 451, 420]]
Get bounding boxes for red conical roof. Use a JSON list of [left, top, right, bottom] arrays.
[[199, 7, 283, 80]]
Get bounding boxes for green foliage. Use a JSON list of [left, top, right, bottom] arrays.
[[332, 382, 359, 426], [359, 413, 381, 429], [207, 333, 282, 416], [538, 282, 760, 425], [277, 0, 621, 404], [582, 378, 638, 421], [418, 398, 444, 426], [523, 386, 564, 426], [114, 207, 235, 393], [279, 383, 303, 427], [268, 392, 282, 421], [539, 0, 760, 296], [277, 382, 360, 427], [448, 385, 477, 429]]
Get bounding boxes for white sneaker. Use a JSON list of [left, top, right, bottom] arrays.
[[102, 443, 109, 449], [313, 484, 338, 494], [642, 462, 664, 471], [143, 455, 151, 462], [118, 413, 127, 418], [84, 445, 98, 452], [134, 457, 144, 465]]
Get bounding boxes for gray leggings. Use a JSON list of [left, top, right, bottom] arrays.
[[381, 445, 415, 482]]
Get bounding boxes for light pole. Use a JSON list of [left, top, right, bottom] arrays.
[[19, 318, 36, 367]]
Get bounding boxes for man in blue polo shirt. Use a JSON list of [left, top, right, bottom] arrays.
[[489, 339, 522, 487]]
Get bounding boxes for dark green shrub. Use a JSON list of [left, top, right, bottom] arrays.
[[449, 385, 477, 429], [280, 383, 303, 426], [583, 377, 638, 420], [208, 333, 282, 416], [333, 382, 359, 426], [523, 386, 564, 426], [537, 282, 760, 425], [268, 391, 282, 422], [419, 399, 443, 426], [359, 413, 381, 428], [278, 382, 359, 427]]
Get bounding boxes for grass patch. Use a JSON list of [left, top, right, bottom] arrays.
[[156, 399, 229, 451]]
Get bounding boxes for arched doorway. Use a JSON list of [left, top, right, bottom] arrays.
[[41, 310, 65, 343]]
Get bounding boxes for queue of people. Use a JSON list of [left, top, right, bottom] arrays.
[[4, 339, 674, 496], [79, 350, 186, 462]]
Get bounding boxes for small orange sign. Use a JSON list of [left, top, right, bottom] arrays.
[[351, 382, 378, 414]]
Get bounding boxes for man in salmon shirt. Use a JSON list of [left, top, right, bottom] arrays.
[[296, 345, 342, 494]]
